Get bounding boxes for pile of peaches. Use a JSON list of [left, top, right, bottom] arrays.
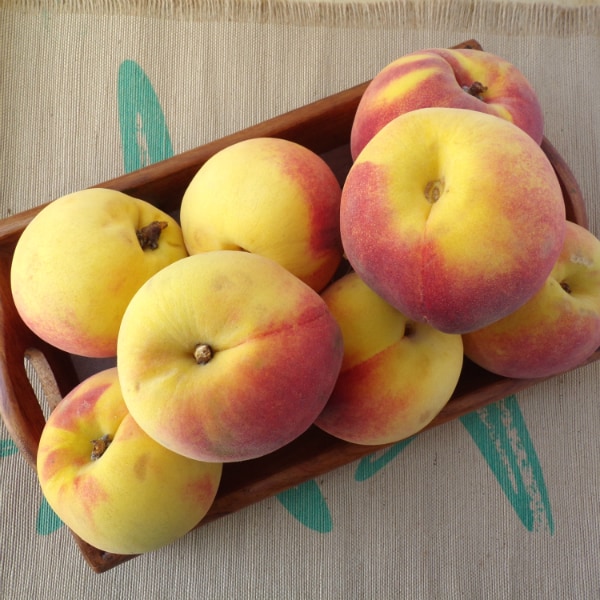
[[10, 47, 600, 556]]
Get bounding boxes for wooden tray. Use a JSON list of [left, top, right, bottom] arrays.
[[0, 40, 597, 573]]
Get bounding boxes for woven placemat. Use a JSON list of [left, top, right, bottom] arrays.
[[2, 2, 600, 599]]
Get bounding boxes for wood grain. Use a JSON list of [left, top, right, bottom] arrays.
[[1, 38, 595, 573]]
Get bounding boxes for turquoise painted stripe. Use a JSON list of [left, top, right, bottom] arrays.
[[354, 438, 416, 482], [0, 439, 19, 457], [460, 395, 554, 533], [36, 497, 63, 535], [353, 396, 553, 535], [117, 59, 174, 172], [276, 480, 333, 533]]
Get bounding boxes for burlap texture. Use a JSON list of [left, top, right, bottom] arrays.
[[2, 2, 600, 598]]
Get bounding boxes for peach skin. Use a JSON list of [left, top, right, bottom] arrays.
[[117, 250, 344, 463], [10, 188, 188, 358], [340, 107, 566, 335], [180, 137, 343, 292], [37, 367, 222, 555], [350, 47, 544, 159], [315, 272, 464, 445], [463, 221, 600, 379]]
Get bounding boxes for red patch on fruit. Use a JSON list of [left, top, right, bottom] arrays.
[[39, 447, 86, 481], [70, 472, 111, 523], [277, 141, 343, 258], [49, 382, 113, 432], [317, 348, 413, 444], [182, 473, 219, 504]]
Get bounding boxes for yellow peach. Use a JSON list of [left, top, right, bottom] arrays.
[[117, 250, 344, 463], [36, 367, 222, 555], [11, 188, 188, 357], [179, 137, 343, 292], [341, 107, 566, 334], [463, 221, 600, 378], [351, 47, 544, 159], [315, 272, 463, 445]]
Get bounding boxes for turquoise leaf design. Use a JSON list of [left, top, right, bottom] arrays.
[[1, 438, 19, 457], [118, 59, 174, 172], [354, 396, 554, 534], [354, 438, 415, 482], [36, 496, 63, 535], [276, 480, 333, 533], [460, 395, 554, 533]]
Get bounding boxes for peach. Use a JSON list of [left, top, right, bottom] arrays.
[[116, 250, 344, 463], [36, 367, 222, 555], [350, 47, 544, 159], [463, 221, 600, 379], [340, 107, 566, 334], [10, 188, 188, 358], [179, 137, 343, 292], [315, 272, 463, 445]]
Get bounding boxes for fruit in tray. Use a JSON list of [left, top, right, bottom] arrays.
[[350, 47, 544, 160], [180, 137, 343, 293], [463, 221, 600, 378], [116, 250, 344, 463], [9, 43, 600, 559], [10, 188, 188, 358], [36, 367, 222, 555], [315, 271, 464, 445], [340, 107, 567, 335]]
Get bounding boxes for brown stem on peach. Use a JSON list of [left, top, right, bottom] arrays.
[[194, 343, 213, 365], [136, 221, 168, 250], [90, 434, 112, 461], [560, 281, 572, 294], [462, 81, 488, 100], [424, 178, 445, 203], [404, 322, 416, 338]]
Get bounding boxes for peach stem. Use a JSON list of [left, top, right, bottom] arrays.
[[194, 343, 213, 365], [462, 81, 488, 100], [90, 434, 112, 461], [136, 221, 168, 250]]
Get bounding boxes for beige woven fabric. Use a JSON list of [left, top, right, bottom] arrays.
[[5, 0, 600, 32], [2, 2, 600, 599]]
